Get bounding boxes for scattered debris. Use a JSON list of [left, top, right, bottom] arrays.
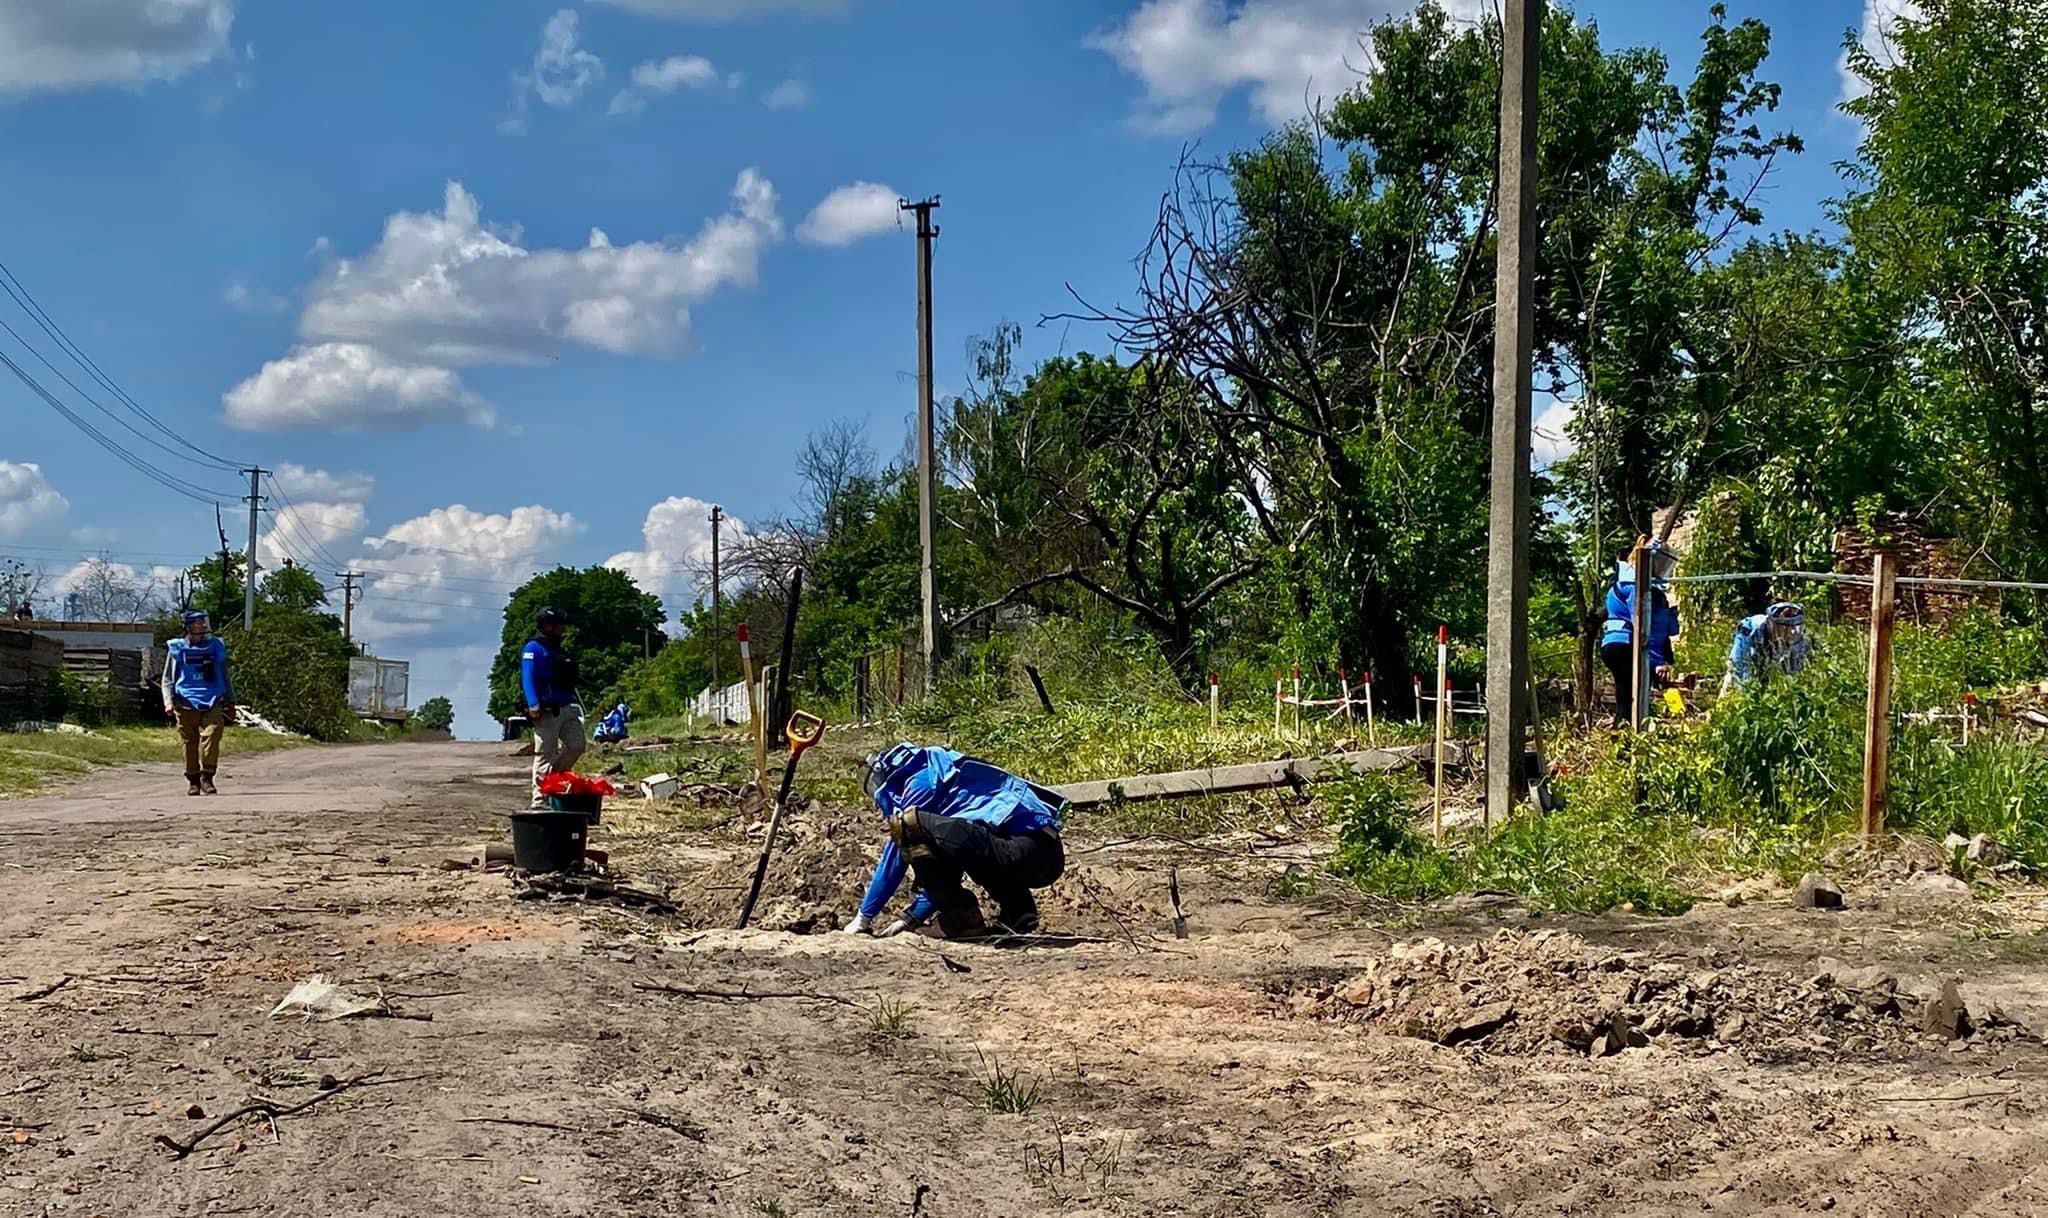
[[1168, 868, 1188, 940], [640, 772, 680, 801], [1794, 873, 1845, 910], [1281, 929, 2028, 1060], [268, 975, 426, 1022], [512, 872, 676, 914], [1968, 834, 2008, 867], [12, 975, 71, 1002]]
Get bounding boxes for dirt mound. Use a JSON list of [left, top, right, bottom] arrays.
[[688, 803, 883, 932], [1272, 929, 2031, 1060]]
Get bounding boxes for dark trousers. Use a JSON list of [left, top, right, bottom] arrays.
[[908, 816, 1064, 918], [1603, 641, 1643, 725]]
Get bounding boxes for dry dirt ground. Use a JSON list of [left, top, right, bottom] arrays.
[[7, 740, 2048, 1217]]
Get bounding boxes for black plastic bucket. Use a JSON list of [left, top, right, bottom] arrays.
[[508, 811, 588, 873], [546, 791, 603, 824]]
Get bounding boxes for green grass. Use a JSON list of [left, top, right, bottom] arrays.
[[0, 725, 307, 797], [976, 1048, 1042, 1115]]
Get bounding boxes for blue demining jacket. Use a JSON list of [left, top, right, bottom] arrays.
[[519, 635, 576, 710], [857, 745, 1065, 923], [1601, 563, 1680, 668], [1728, 604, 1811, 684], [163, 636, 232, 711]]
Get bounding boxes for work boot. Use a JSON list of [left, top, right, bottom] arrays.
[[888, 808, 939, 864], [187, 778, 202, 797], [934, 899, 987, 940], [200, 775, 218, 795], [993, 893, 1040, 935]]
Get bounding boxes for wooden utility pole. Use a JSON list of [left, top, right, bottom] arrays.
[[241, 467, 266, 630], [1485, 0, 1542, 814], [1861, 551, 1899, 837], [709, 504, 723, 707], [338, 571, 362, 645], [901, 196, 941, 697]]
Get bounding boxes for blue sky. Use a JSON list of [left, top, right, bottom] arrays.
[[0, 0, 1903, 736]]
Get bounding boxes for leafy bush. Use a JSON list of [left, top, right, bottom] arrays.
[[224, 624, 355, 740], [409, 696, 455, 733]]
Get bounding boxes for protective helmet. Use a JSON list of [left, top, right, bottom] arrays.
[[861, 743, 922, 804], [182, 610, 210, 626], [536, 606, 569, 627], [1765, 601, 1804, 627]]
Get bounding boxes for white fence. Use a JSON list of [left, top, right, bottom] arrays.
[[687, 667, 771, 726]]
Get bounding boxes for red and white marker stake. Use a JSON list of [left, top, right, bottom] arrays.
[[1291, 666, 1303, 738], [1273, 669, 1284, 737], [1209, 672, 1220, 732], [1363, 669, 1377, 748]]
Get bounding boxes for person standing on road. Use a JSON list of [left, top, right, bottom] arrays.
[[521, 606, 585, 808], [161, 610, 234, 796], [844, 743, 1067, 939]]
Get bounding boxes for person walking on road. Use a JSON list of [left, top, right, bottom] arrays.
[[521, 606, 585, 808], [161, 610, 234, 796], [845, 743, 1067, 939]]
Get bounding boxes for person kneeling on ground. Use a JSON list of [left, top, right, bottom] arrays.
[[1724, 601, 1810, 691], [843, 743, 1067, 939], [161, 610, 234, 797]]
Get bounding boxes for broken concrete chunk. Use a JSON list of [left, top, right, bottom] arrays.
[[1793, 873, 1844, 910], [1967, 834, 2007, 867], [1921, 980, 1971, 1040], [1441, 1002, 1514, 1046]]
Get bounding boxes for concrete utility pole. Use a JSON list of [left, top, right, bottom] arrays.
[[338, 571, 361, 646], [1484, 0, 1542, 815], [241, 467, 267, 630], [709, 504, 723, 698], [901, 195, 941, 697]]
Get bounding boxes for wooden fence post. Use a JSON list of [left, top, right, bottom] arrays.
[[1861, 551, 1898, 838], [1629, 538, 1648, 732]]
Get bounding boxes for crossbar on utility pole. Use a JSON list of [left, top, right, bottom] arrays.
[[241, 467, 267, 630], [1484, 0, 1542, 814], [902, 195, 941, 697]]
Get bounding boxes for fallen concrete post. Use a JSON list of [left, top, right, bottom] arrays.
[[1050, 743, 1467, 809]]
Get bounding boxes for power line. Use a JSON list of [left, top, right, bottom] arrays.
[[0, 259, 247, 472], [0, 348, 233, 505]]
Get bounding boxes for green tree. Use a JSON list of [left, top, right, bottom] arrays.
[[410, 696, 455, 733], [486, 566, 666, 722], [1840, 0, 2048, 555]]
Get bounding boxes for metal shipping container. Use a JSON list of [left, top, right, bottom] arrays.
[[348, 656, 410, 720]]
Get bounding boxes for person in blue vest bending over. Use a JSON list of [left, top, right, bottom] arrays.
[[1601, 539, 1680, 726], [160, 610, 234, 796], [1725, 601, 1811, 690], [521, 606, 586, 808], [844, 743, 1067, 939]]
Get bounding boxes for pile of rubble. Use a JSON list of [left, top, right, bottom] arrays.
[[1279, 929, 2028, 1060]]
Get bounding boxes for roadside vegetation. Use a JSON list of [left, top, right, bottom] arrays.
[[0, 724, 305, 798]]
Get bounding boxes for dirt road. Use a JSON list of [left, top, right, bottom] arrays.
[[5, 741, 2048, 1216]]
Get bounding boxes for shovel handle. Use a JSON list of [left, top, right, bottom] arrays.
[[785, 710, 826, 755]]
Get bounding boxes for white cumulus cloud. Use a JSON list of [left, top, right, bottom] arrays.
[[797, 181, 900, 247], [0, 0, 233, 94], [502, 8, 603, 132], [609, 53, 731, 116], [592, 0, 848, 21], [261, 463, 376, 572], [1840, 0, 1922, 102], [349, 503, 583, 641], [762, 77, 809, 109], [223, 343, 491, 432], [225, 171, 783, 430], [0, 460, 68, 537], [1088, 0, 1482, 135], [605, 495, 743, 618]]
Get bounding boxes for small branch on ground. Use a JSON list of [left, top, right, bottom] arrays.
[[151, 1071, 429, 1158], [456, 1116, 587, 1134], [615, 1107, 707, 1141], [631, 981, 864, 1008], [13, 976, 71, 1002]]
